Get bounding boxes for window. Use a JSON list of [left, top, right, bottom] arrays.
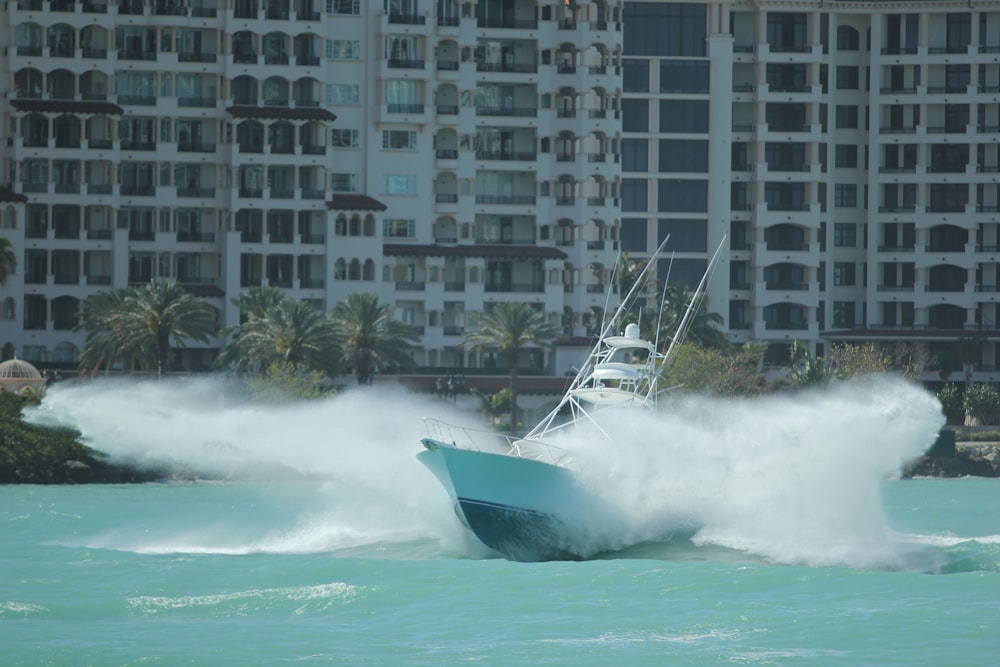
[[660, 139, 709, 172], [329, 0, 360, 14], [622, 138, 648, 172], [382, 129, 417, 150], [833, 262, 856, 286], [622, 99, 648, 132], [623, 59, 650, 93], [835, 144, 858, 168], [833, 301, 855, 327], [624, 3, 706, 57], [836, 105, 858, 128], [620, 219, 648, 252], [767, 13, 807, 52], [330, 173, 358, 192], [837, 25, 860, 50], [835, 184, 858, 207], [660, 99, 709, 133], [657, 219, 706, 252], [621, 179, 648, 212], [659, 61, 709, 94], [834, 223, 856, 247], [327, 39, 361, 59], [331, 129, 359, 147], [326, 84, 359, 103], [947, 12, 972, 52], [836, 66, 859, 90], [658, 179, 707, 213], [383, 218, 415, 238], [382, 174, 416, 194]]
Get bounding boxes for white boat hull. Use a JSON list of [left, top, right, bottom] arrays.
[[418, 438, 592, 561]]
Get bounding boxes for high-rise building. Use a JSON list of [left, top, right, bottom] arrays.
[[0, 0, 623, 373], [621, 0, 1000, 379], [4, 0, 999, 383]]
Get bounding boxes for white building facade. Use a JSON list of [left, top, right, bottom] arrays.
[[3, 0, 999, 382], [0, 0, 623, 373]]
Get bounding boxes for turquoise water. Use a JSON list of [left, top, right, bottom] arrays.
[[3, 378, 999, 665], [2, 481, 999, 666]]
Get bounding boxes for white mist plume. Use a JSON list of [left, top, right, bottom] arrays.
[[29, 375, 944, 567], [27, 377, 482, 556], [566, 375, 945, 568]]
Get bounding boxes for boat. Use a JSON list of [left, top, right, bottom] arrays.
[[417, 237, 726, 561]]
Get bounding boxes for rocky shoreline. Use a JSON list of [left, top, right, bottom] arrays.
[[901, 442, 1000, 479]]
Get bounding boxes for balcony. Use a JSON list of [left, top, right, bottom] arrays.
[[177, 231, 215, 242], [476, 106, 537, 118], [118, 95, 157, 106], [178, 51, 217, 63], [388, 103, 425, 114], [388, 12, 426, 24], [475, 194, 535, 205], [477, 18, 537, 29], [118, 50, 157, 62], [121, 140, 155, 151], [388, 58, 425, 69], [121, 185, 156, 196], [178, 141, 216, 153], [475, 150, 536, 161], [177, 186, 216, 198], [477, 62, 537, 74], [178, 97, 217, 108]]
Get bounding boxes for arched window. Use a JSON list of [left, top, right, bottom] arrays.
[[349, 215, 360, 236], [348, 259, 361, 280], [335, 215, 347, 236], [362, 259, 375, 281], [837, 25, 860, 51], [363, 214, 375, 236], [3, 207, 16, 230], [334, 258, 346, 280]]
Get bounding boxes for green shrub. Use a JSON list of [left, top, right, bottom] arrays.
[[962, 383, 1000, 425]]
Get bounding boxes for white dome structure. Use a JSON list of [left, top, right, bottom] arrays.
[[0, 358, 46, 396]]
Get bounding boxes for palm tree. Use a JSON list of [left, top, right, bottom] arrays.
[[0, 237, 16, 286], [464, 302, 561, 433], [640, 282, 727, 350], [231, 285, 287, 322], [331, 292, 417, 384], [217, 296, 339, 375], [79, 279, 216, 377], [78, 288, 149, 374]]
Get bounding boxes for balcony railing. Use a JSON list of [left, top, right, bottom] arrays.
[[475, 150, 536, 161], [476, 106, 537, 117], [475, 194, 536, 205], [388, 58, 425, 69], [388, 12, 426, 24], [178, 141, 216, 153], [178, 51, 217, 63], [388, 103, 425, 113], [477, 17, 537, 29]]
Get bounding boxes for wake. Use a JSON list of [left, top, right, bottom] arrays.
[[28, 375, 946, 569]]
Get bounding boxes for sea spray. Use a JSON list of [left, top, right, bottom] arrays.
[[26, 377, 479, 555], [27, 375, 944, 567], [566, 375, 945, 568]]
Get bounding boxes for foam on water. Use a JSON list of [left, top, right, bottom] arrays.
[[564, 375, 946, 568], [28, 375, 945, 568]]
